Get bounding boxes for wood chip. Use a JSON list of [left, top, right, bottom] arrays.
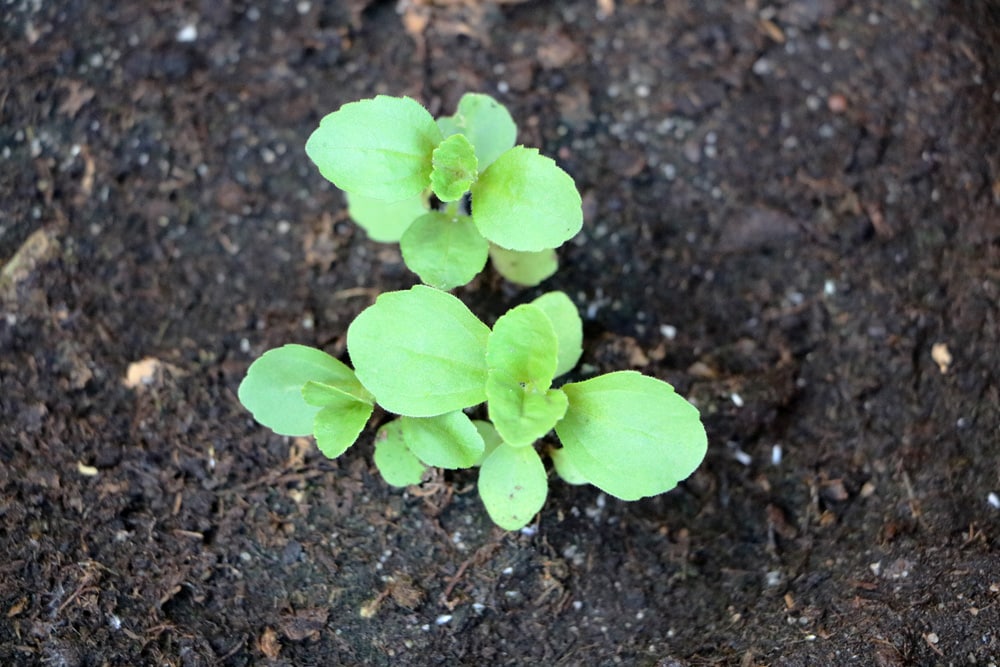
[[123, 357, 162, 388], [931, 342, 952, 373]]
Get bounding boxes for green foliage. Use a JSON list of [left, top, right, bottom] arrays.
[[239, 287, 707, 531], [238, 91, 708, 532], [347, 285, 490, 417], [305, 93, 581, 289]]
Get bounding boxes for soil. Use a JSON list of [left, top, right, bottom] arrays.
[[2, 0, 999, 665]]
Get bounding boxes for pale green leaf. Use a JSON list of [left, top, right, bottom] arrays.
[[531, 291, 583, 377], [472, 419, 503, 466], [485, 304, 566, 447], [471, 147, 582, 252], [549, 446, 588, 485], [374, 420, 427, 487], [430, 133, 478, 202], [238, 344, 364, 437], [478, 443, 548, 530], [313, 399, 374, 459], [437, 93, 517, 171], [488, 245, 558, 286], [554, 371, 707, 500], [400, 411, 485, 469], [305, 95, 442, 201], [347, 285, 491, 417], [302, 379, 373, 408], [487, 373, 568, 447], [346, 191, 428, 243], [399, 212, 489, 290]]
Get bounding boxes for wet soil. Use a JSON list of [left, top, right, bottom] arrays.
[[2, 0, 999, 665]]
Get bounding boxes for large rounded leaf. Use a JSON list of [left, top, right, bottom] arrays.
[[478, 443, 548, 530], [347, 286, 490, 417], [488, 245, 558, 287], [470, 147, 582, 252], [399, 212, 489, 290], [305, 96, 442, 201], [554, 371, 707, 500], [238, 344, 368, 437]]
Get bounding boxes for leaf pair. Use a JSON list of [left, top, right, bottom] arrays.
[[305, 94, 582, 289]]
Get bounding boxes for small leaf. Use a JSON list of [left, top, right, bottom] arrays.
[[488, 245, 558, 286], [400, 411, 485, 469], [346, 191, 428, 243], [347, 286, 490, 417], [305, 95, 442, 201], [437, 93, 517, 171], [238, 344, 364, 437], [430, 134, 478, 202], [554, 372, 707, 500], [471, 147, 582, 252], [531, 291, 583, 377], [485, 304, 566, 446], [472, 419, 503, 466], [478, 443, 548, 530], [374, 420, 427, 486], [399, 212, 489, 290], [313, 399, 374, 459], [486, 373, 568, 447], [549, 446, 588, 485]]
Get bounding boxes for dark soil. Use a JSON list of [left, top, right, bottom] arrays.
[[2, 1, 999, 665]]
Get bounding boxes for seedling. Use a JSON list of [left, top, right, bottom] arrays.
[[305, 94, 582, 289], [239, 286, 707, 530]]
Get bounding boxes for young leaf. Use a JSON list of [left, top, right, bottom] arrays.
[[400, 411, 485, 469], [347, 285, 491, 417], [554, 371, 707, 500], [437, 93, 517, 171], [238, 344, 366, 437], [549, 446, 588, 485], [470, 147, 582, 252], [478, 443, 548, 531], [399, 212, 489, 290], [430, 133, 478, 202], [485, 304, 566, 446], [312, 399, 374, 459], [305, 95, 442, 201], [472, 419, 503, 466], [374, 420, 427, 487], [531, 291, 583, 377], [346, 191, 428, 243], [486, 373, 568, 447], [488, 245, 558, 286]]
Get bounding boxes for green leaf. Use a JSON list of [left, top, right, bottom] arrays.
[[238, 344, 365, 437], [437, 93, 517, 171], [472, 419, 503, 466], [302, 379, 373, 408], [374, 420, 427, 487], [531, 291, 583, 377], [487, 373, 568, 447], [549, 446, 588, 485], [430, 133, 478, 202], [347, 286, 491, 417], [485, 304, 566, 446], [313, 399, 374, 459], [478, 443, 548, 530], [399, 212, 489, 290], [554, 371, 707, 500], [400, 411, 485, 469], [488, 245, 558, 286], [470, 147, 582, 252], [305, 95, 442, 201], [346, 191, 428, 243]]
